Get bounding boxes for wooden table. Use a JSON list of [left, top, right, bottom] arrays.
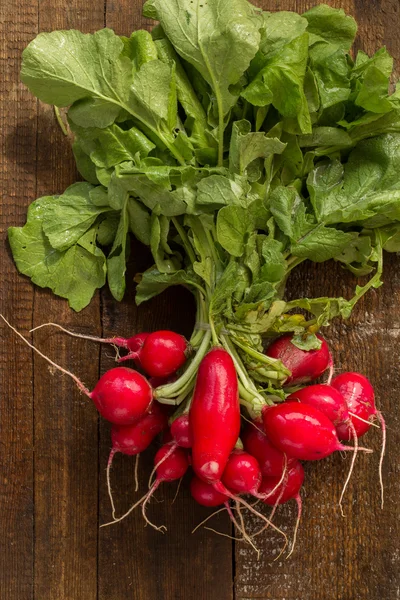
[[1, 0, 400, 598]]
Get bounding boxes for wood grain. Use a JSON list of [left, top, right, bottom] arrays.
[[31, 2, 103, 599], [0, 0, 37, 597], [1, 0, 400, 599]]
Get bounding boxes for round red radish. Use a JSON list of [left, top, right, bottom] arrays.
[[259, 462, 304, 505], [170, 414, 192, 449], [265, 334, 331, 385], [191, 476, 229, 507], [137, 331, 189, 378], [111, 402, 169, 455], [153, 442, 189, 482], [262, 402, 356, 460], [190, 347, 240, 484], [332, 372, 375, 440], [222, 449, 261, 494], [286, 384, 349, 426], [125, 332, 149, 353], [242, 420, 296, 477], [91, 367, 153, 425]]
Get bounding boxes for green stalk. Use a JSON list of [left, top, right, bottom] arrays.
[[220, 334, 267, 412], [172, 217, 197, 265], [154, 329, 211, 398]]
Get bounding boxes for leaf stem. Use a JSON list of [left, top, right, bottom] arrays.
[[54, 106, 68, 136], [154, 329, 211, 398], [172, 217, 197, 264]]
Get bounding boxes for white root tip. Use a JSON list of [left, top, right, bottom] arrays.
[[377, 411, 387, 510], [286, 495, 303, 560], [338, 421, 358, 517]]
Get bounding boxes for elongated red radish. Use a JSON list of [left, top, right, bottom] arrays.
[[259, 462, 304, 557], [222, 449, 262, 494], [107, 402, 170, 518], [1, 316, 153, 425], [265, 333, 331, 385], [286, 384, 359, 515], [102, 442, 189, 529], [190, 347, 240, 483], [29, 322, 189, 377], [242, 420, 296, 477], [262, 403, 372, 460], [332, 372, 386, 508]]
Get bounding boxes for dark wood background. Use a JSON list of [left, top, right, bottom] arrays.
[[1, 0, 400, 598]]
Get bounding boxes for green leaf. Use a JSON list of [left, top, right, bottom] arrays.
[[303, 5, 357, 52], [72, 140, 100, 185], [144, 0, 262, 117], [97, 213, 120, 246], [291, 225, 357, 262], [243, 33, 312, 134], [291, 333, 322, 351], [135, 267, 201, 304], [21, 29, 131, 108], [8, 198, 106, 311], [41, 183, 112, 251], [107, 200, 130, 301], [150, 214, 181, 273], [127, 198, 151, 246], [216, 205, 252, 257], [307, 134, 400, 224], [196, 174, 248, 209], [229, 120, 286, 175]]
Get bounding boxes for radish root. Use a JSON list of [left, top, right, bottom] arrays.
[[148, 444, 177, 489], [338, 420, 359, 517], [29, 321, 128, 349], [286, 494, 303, 559], [107, 449, 118, 520], [141, 480, 167, 533], [1, 315, 91, 396], [134, 454, 140, 493], [376, 410, 387, 509]]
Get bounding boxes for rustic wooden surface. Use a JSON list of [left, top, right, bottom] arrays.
[[0, 0, 399, 598]]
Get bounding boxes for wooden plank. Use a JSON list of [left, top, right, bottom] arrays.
[[235, 4, 400, 599], [97, 4, 233, 599], [31, 1, 104, 599], [0, 0, 38, 597]]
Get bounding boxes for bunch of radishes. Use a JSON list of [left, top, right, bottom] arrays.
[[2, 316, 385, 556]]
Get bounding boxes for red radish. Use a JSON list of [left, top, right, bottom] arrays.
[[332, 373, 377, 440], [332, 372, 386, 508], [262, 403, 371, 461], [286, 384, 349, 426], [29, 322, 189, 378], [107, 402, 170, 518], [131, 330, 189, 377], [148, 413, 192, 489], [191, 476, 229, 507], [242, 420, 296, 477], [103, 442, 189, 530], [259, 462, 304, 506], [222, 449, 262, 494], [265, 333, 331, 385], [0, 317, 153, 425], [286, 384, 360, 515], [170, 413, 192, 449], [259, 462, 304, 557], [190, 347, 240, 483], [91, 367, 153, 425]]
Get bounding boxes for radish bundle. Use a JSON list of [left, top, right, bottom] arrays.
[[5, 0, 398, 555]]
